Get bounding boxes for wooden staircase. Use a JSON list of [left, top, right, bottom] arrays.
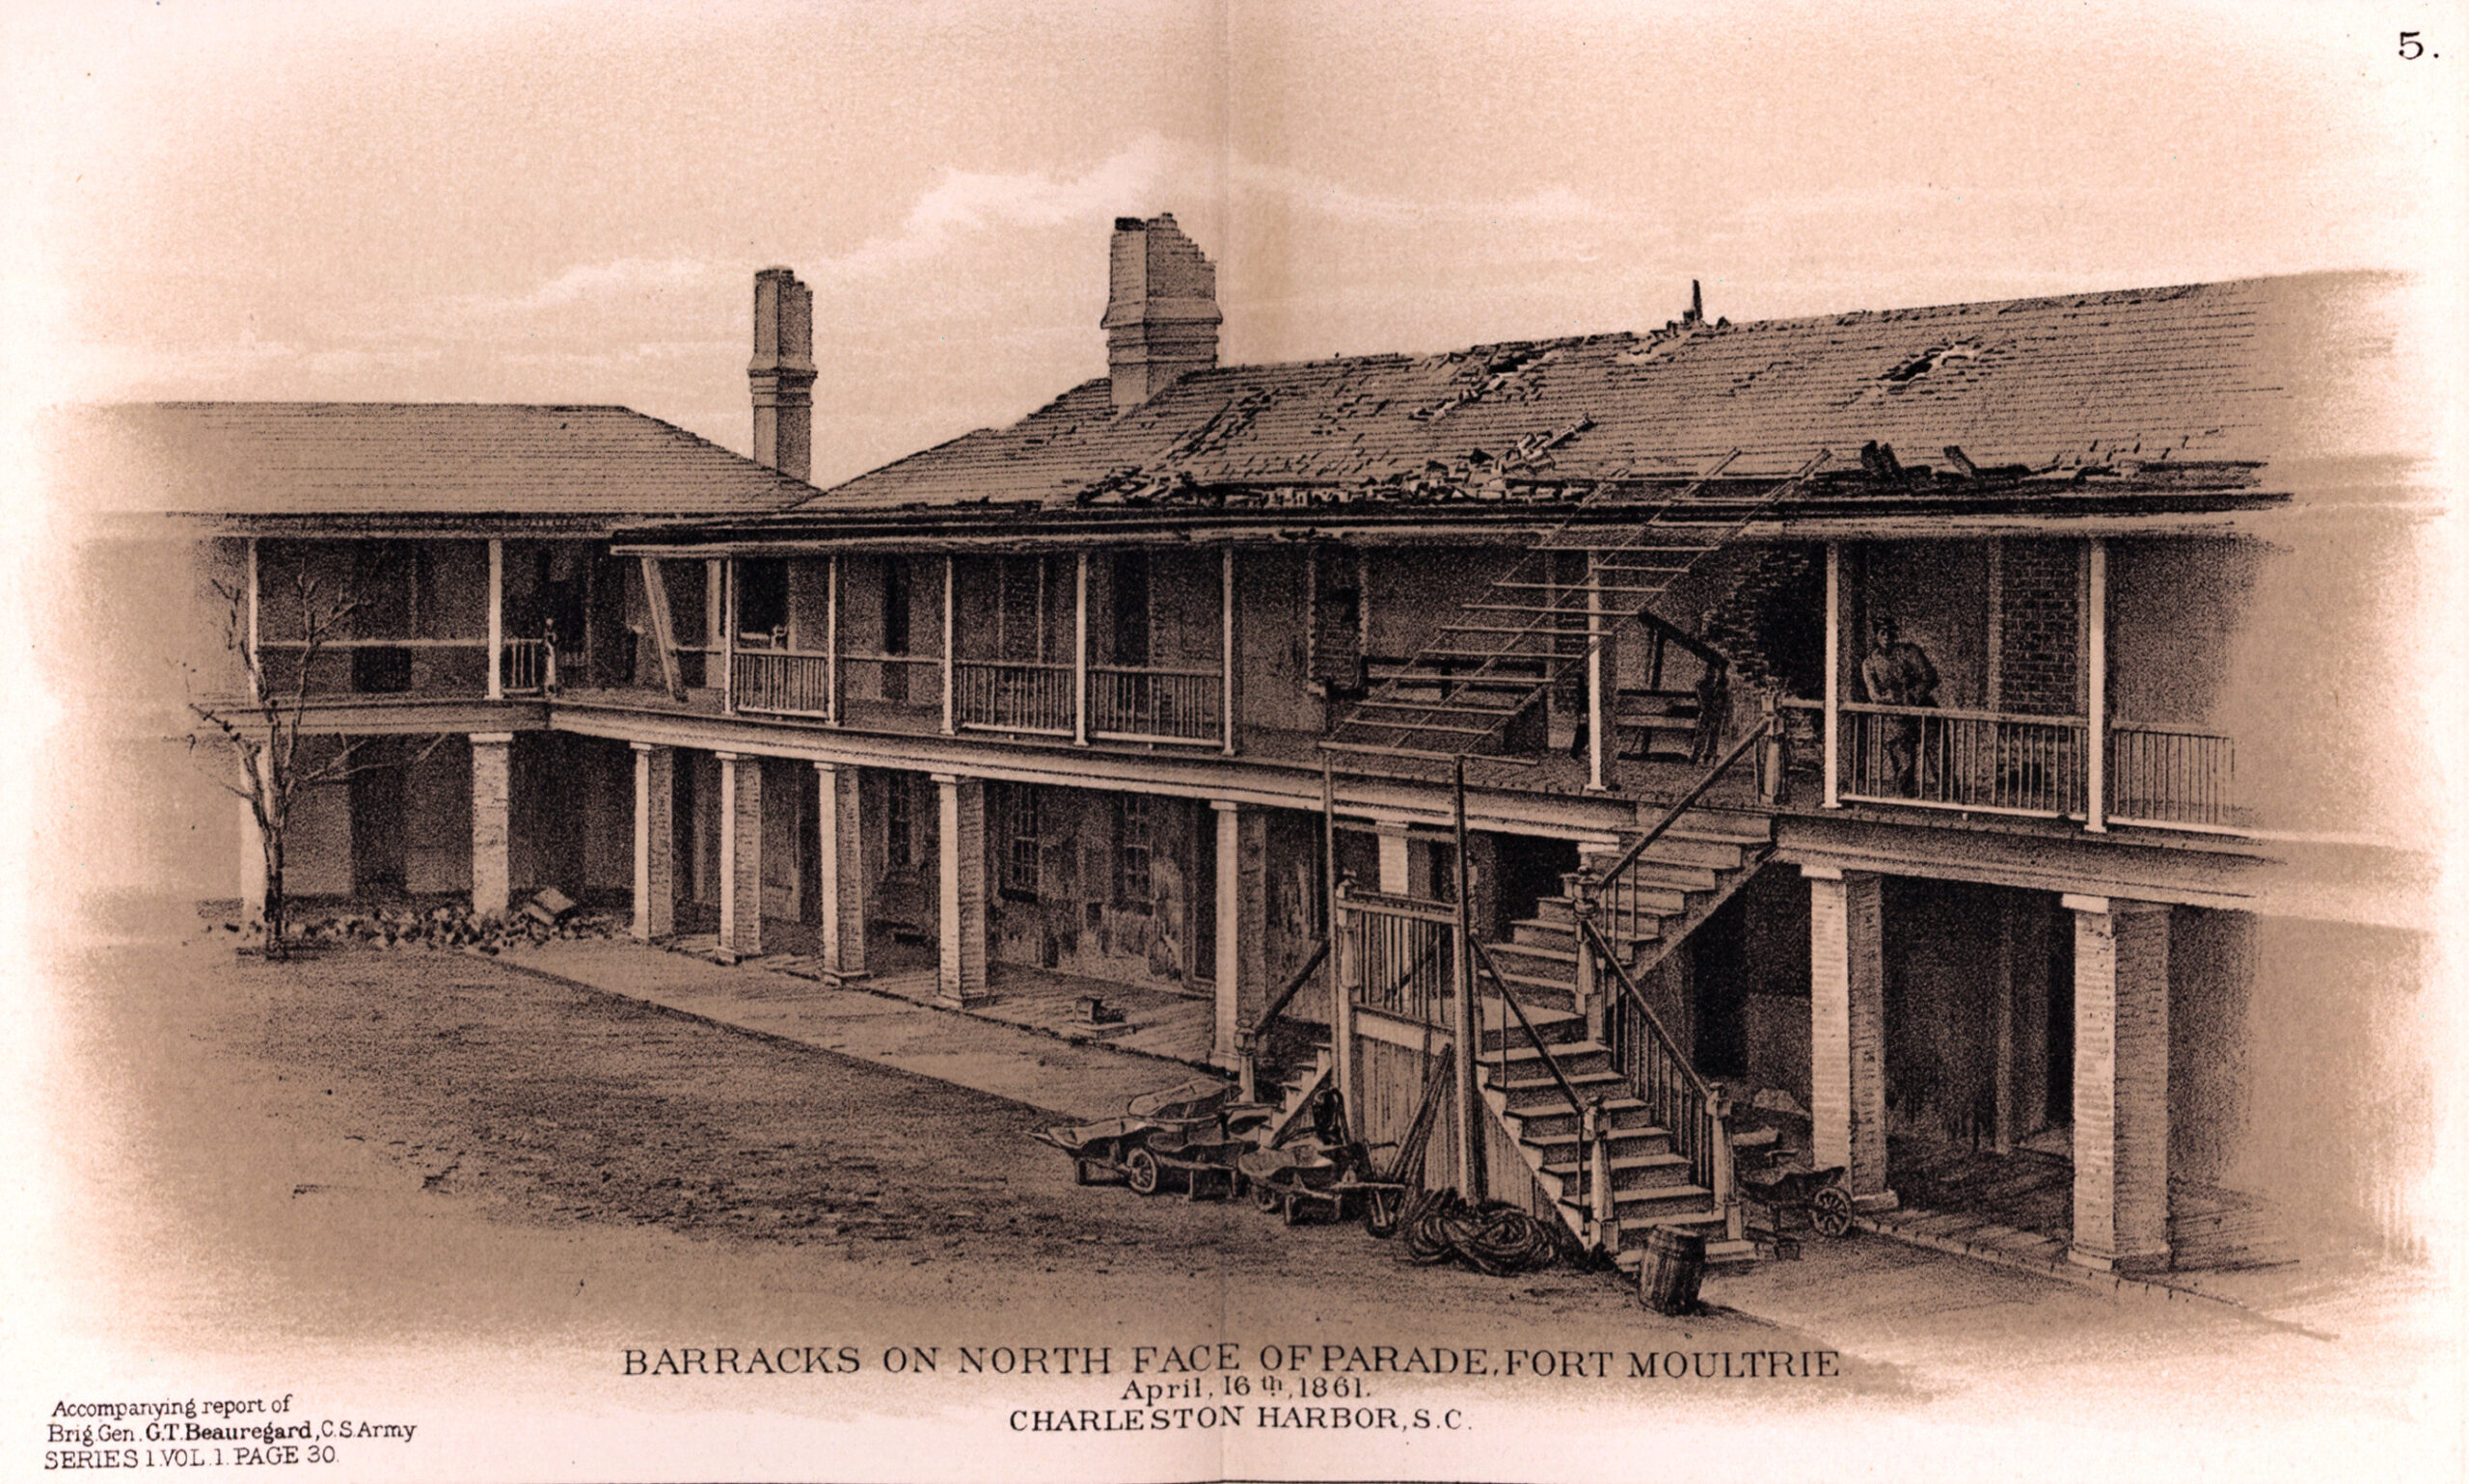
[[1476, 806, 1777, 1269], [1323, 451, 1827, 763]]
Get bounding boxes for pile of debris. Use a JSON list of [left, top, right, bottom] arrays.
[[232, 889, 626, 954]]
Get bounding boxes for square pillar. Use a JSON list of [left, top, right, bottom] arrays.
[[1211, 800, 1271, 1068], [1805, 865, 1894, 1209], [470, 732, 514, 919], [718, 752, 763, 956], [935, 773, 988, 1006], [631, 743, 675, 939], [1373, 823, 1413, 896], [815, 762, 868, 981], [2065, 895, 2171, 1273], [238, 794, 267, 921]]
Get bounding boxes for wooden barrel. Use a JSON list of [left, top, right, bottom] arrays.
[[1640, 1227, 1707, 1315]]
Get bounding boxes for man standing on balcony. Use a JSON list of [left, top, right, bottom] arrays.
[[1862, 615, 1940, 796]]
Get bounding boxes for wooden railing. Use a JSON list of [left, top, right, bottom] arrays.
[[1841, 702, 2086, 818], [955, 660, 1074, 737], [732, 650, 833, 717], [1468, 935, 1601, 1233], [1234, 936, 1329, 1102], [1091, 664, 1221, 743], [1573, 911, 1735, 1228], [840, 653, 942, 710], [1346, 888, 1452, 1026], [1584, 711, 1777, 946], [2108, 721, 2235, 828], [502, 637, 556, 695]]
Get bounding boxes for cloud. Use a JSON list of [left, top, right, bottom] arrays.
[[442, 256, 728, 321], [815, 135, 1198, 282], [1231, 161, 1605, 229]]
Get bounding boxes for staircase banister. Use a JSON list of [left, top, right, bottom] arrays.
[[1581, 713, 1776, 894], [1467, 936, 1596, 1124], [1628, 609, 1730, 671], [1576, 911, 1716, 1104]]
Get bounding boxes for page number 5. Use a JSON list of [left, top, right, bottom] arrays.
[[2398, 31, 2432, 58]]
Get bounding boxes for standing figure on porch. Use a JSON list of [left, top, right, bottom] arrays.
[[1861, 616, 1939, 796]]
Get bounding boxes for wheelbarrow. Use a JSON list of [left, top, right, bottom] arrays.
[[1239, 1142, 1376, 1226], [1033, 1078, 1265, 1199], [1737, 1158, 1855, 1249]]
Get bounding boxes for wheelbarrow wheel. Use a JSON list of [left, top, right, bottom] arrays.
[[1125, 1147, 1162, 1197], [1281, 1193, 1302, 1227], [1253, 1176, 1282, 1213], [1809, 1185, 1854, 1239]]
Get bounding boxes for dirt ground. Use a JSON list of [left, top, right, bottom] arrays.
[[11, 910, 2458, 1483]]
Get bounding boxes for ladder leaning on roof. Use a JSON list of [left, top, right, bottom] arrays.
[[1319, 448, 1830, 768]]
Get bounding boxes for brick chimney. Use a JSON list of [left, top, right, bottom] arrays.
[[748, 267, 816, 480], [1100, 213, 1220, 412]]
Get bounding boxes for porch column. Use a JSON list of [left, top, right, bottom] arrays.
[[244, 538, 261, 700], [934, 773, 988, 1006], [1220, 547, 1240, 756], [814, 762, 868, 981], [630, 742, 676, 939], [470, 732, 514, 919], [1073, 552, 1090, 745], [1805, 865, 1894, 1209], [1822, 542, 1841, 808], [238, 794, 267, 922], [1373, 823, 1413, 896], [717, 752, 763, 956], [2084, 538, 2108, 832], [486, 539, 504, 700], [2065, 895, 2171, 1272], [825, 553, 843, 724], [1211, 800, 1270, 1068], [939, 555, 957, 736], [721, 558, 739, 713], [1586, 554, 1608, 794]]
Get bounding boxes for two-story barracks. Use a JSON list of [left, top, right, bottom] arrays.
[[72, 214, 2435, 1272]]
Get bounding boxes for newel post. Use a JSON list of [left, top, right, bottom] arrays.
[[1708, 1083, 1743, 1244], [1758, 692, 1786, 806], [1584, 1097, 1615, 1255], [1331, 877, 1359, 1127], [1571, 877, 1605, 1045]]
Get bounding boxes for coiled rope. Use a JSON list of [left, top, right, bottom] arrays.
[[1398, 1187, 1564, 1276]]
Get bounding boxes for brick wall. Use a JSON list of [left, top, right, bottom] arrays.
[[1998, 539, 2080, 715]]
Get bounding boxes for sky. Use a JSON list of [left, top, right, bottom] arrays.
[[3, 0, 2461, 488]]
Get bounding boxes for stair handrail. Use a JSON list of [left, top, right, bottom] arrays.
[[1582, 709, 1777, 894], [1575, 908, 1735, 1220], [1467, 933, 1597, 1226], [1234, 935, 1330, 1102]]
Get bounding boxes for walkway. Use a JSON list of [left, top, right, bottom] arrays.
[[507, 937, 1224, 1122]]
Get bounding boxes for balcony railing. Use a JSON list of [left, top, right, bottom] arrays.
[[502, 637, 556, 695], [2108, 721, 2235, 828], [955, 660, 1074, 737], [1091, 664, 1221, 744], [1840, 702, 2086, 817], [732, 650, 833, 717]]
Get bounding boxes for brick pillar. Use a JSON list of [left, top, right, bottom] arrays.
[[718, 752, 763, 956], [631, 743, 675, 940], [935, 774, 988, 1006], [470, 733, 513, 919], [815, 762, 867, 981], [1806, 866, 1894, 1209], [1211, 801, 1270, 1068], [2066, 895, 2172, 1272]]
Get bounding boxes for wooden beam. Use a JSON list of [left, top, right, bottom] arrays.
[[486, 538, 504, 700], [638, 555, 683, 699]]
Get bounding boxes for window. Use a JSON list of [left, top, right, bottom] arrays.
[[885, 776, 913, 868], [737, 558, 789, 644], [1114, 794, 1153, 911], [1112, 552, 1151, 667], [1001, 785, 1046, 902]]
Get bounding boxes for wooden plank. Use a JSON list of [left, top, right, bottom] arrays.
[[638, 555, 684, 698]]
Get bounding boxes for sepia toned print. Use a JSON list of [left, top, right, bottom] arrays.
[[6, 5, 2461, 1482]]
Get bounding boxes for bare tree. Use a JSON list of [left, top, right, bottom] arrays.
[[186, 568, 447, 960]]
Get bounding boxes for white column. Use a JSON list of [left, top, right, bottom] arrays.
[[2085, 538, 2108, 832], [1805, 865, 1894, 1209], [486, 539, 504, 700], [2065, 895, 2171, 1272], [1220, 547, 1239, 756], [826, 553, 842, 725], [934, 773, 988, 1005], [717, 752, 763, 956], [1073, 553, 1090, 745], [1586, 554, 1608, 794], [631, 743, 675, 939], [940, 555, 957, 736], [815, 762, 867, 981], [238, 795, 267, 921], [1211, 800, 1268, 1068], [1822, 542, 1841, 808], [721, 557, 739, 713], [471, 731, 514, 918]]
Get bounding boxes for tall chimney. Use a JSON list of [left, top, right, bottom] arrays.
[[749, 267, 816, 480], [1100, 213, 1220, 412]]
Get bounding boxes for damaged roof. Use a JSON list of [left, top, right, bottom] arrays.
[[53, 402, 818, 526], [807, 272, 2392, 514]]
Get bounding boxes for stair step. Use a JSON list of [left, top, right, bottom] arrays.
[[1490, 934, 1581, 966], [1496, 1041, 1612, 1077], [1582, 836, 1747, 871], [1542, 1151, 1696, 1191]]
